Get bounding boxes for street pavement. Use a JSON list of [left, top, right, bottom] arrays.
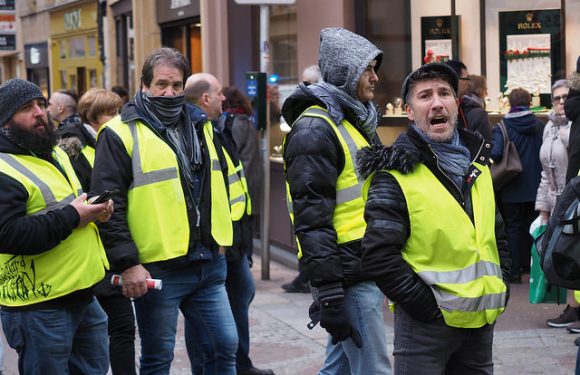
[[0, 255, 578, 374]]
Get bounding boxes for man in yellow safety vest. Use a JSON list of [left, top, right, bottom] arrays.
[[357, 63, 511, 374]]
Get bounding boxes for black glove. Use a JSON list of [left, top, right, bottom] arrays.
[[319, 298, 362, 348]]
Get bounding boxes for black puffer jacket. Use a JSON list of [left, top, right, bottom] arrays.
[[282, 83, 381, 288], [458, 95, 493, 142], [356, 127, 511, 322], [565, 74, 580, 182]]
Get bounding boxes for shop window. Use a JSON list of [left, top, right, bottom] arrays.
[[269, 5, 297, 84], [59, 70, 67, 89], [88, 36, 97, 56], [68, 37, 85, 58], [89, 69, 97, 88], [70, 74, 77, 93], [59, 40, 67, 59]]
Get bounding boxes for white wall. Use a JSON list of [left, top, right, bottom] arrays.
[[410, 0, 578, 106]]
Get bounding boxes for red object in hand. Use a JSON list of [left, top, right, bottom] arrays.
[[111, 274, 163, 290]]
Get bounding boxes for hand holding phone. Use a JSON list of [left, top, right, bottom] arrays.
[[91, 189, 120, 205]]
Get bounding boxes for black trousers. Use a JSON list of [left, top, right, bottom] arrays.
[[96, 284, 136, 375]]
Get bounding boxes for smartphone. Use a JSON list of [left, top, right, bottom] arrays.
[[91, 189, 120, 205]]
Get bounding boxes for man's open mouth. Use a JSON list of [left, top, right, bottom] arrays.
[[430, 116, 447, 125]]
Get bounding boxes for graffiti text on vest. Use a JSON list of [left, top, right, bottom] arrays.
[[0, 255, 52, 302]]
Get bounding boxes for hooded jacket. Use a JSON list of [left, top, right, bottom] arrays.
[[490, 111, 544, 203], [356, 127, 511, 322], [458, 94, 493, 142], [91, 101, 228, 273], [565, 73, 580, 182]]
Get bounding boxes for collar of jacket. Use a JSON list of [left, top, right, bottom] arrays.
[[357, 126, 490, 179]]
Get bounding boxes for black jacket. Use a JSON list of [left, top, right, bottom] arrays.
[[57, 123, 96, 192], [565, 86, 580, 182], [282, 83, 381, 288], [458, 95, 493, 142], [91, 102, 229, 273], [356, 127, 511, 322], [0, 132, 94, 309]]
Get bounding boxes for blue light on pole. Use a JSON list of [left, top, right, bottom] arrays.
[[268, 74, 279, 84]]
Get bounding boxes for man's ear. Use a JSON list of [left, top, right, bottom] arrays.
[[405, 103, 414, 121]]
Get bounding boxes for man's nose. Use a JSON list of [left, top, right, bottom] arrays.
[[32, 103, 46, 116], [431, 94, 444, 109], [369, 69, 379, 82]]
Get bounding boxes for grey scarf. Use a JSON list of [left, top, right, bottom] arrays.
[[412, 125, 471, 188], [317, 82, 379, 140], [141, 91, 185, 129]]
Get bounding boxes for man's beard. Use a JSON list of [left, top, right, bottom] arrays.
[[4, 117, 56, 155]]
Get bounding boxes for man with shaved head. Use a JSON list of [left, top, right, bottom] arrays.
[[184, 74, 274, 375], [91, 48, 238, 374], [48, 90, 82, 131]]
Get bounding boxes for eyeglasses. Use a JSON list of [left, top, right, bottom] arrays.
[[552, 95, 568, 103]]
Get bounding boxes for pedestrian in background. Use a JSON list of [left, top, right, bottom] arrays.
[[48, 90, 82, 131], [358, 62, 510, 374], [91, 48, 237, 374], [283, 27, 391, 374], [185, 74, 274, 375], [458, 74, 493, 141], [538, 79, 580, 332], [223, 85, 262, 256], [0, 78, 112, 374], [490, 88, 544, 284]]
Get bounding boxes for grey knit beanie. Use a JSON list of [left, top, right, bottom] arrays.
[[318, 28, 383, 98], [0, 79, 45, 127]]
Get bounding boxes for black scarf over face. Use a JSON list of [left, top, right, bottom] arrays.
[[2, 117, 56, 156]]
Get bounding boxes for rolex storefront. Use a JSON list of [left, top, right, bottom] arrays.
[[49, 1, 103, 95]]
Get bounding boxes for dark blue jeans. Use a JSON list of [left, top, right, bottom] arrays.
[[187, 255, 255, 372], [134, 254, 238, 375], [1, 297, 109, 375], [226, 255, 256, 371]]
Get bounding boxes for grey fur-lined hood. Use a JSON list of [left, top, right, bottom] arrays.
[[58, 136, 83, 158], [569, 71, 580, 91]]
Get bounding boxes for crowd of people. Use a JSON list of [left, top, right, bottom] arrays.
[[0, 26, 579, 375]]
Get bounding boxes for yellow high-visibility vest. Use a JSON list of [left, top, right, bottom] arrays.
[[284, 105, 370, 258], [366, 162, 507, 328], [103, 116, 232, 264], [0, 147, 108, 306]]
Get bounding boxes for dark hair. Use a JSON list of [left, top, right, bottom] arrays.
[[508, 88, 531, 108], [223, 86, 252, 116], [444, 60, 467, 77], [141, 47, 190, 87], [111, 85, 128, 98], [402, 63, 458, 105]]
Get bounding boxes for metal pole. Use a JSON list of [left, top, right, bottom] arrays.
[[259, 4, 271, 280]]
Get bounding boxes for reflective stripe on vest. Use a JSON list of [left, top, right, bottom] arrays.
[[383, 162, 506, 328], [203, 122, 233, 246], [223, 146, 248, 221], [0, 148, 107, 307], [284, 105, 369, 258], [104, 117, 189, 263], [81, 145, 95, 168]]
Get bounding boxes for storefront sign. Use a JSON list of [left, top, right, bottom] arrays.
[[499, 10, 561, 107], [0, 0, 15, 12], [64, 9, 81, 31], [0, 33, 15, 50], [420, 16, 459, 64], [157, 0, 200, 24], [25, 42, 49, 68]]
